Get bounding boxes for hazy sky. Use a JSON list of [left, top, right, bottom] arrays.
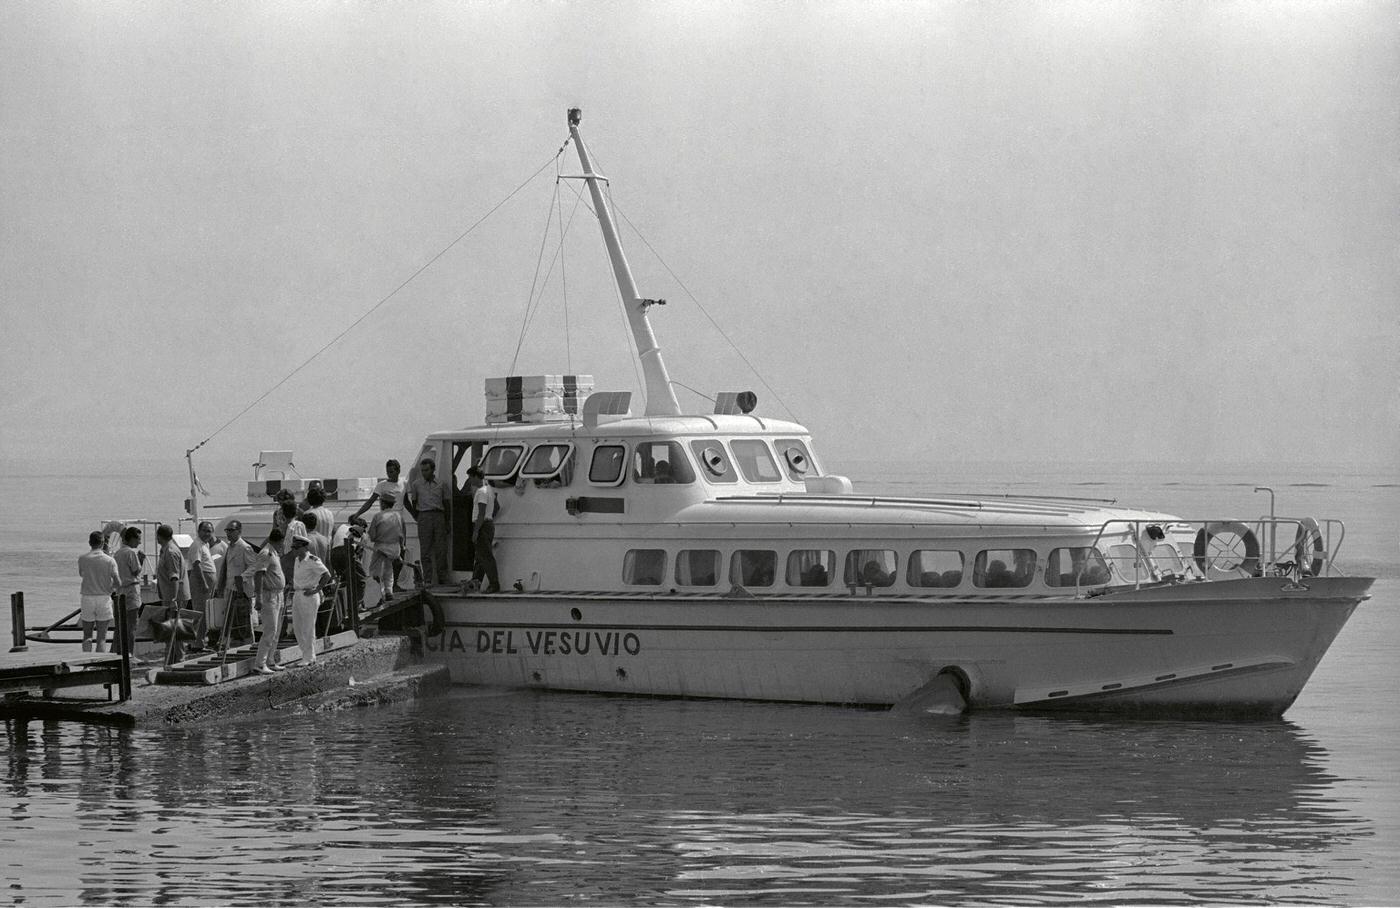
[[2, 1, 1396, 481]]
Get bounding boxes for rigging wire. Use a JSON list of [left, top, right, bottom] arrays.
[[555, 140, 797, 423], [191, 145, 569, 454], [508, 170, 562, 374], [513, 186, 586, 369], [608, 199, 799, 423]]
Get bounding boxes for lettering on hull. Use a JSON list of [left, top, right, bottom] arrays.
[[426, 628, 641, 657]]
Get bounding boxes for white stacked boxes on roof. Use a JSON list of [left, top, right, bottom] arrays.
[[485, 375, 594, 424]]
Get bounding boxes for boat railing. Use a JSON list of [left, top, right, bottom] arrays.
[[1084, 516, 1347, 592]]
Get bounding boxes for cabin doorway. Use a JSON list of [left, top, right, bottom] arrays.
[[451, 441, 483, 574]]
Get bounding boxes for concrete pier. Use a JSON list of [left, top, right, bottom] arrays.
[[0, 633, 450, 725]]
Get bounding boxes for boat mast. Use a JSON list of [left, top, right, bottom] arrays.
[[567, 108, 682, 418]]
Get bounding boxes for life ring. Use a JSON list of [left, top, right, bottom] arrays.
[[1293, 517, 1326, 576], [1193, 521, 1261, 576]]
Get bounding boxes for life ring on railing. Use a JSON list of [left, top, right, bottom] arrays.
[[1293, 517, 1326, 577], [1193, 521, 1261, 576]]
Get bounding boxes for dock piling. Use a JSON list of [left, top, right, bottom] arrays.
[[9, 592, 27, 653]]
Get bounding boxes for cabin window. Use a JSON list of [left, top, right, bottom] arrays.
[[1151, 543, 1184, 574], [1045, 547, 1111, 587], [481, 445, 525, 481], [689, 440, 737, 484], [1106, 543, 1144, 580], [730, 550, 777, 587], [973, 549, 1037, 588], [844, 549, 897, 587], [632, 440, 696, 484], [731, 439, 782, 482], [774, 438, 815, 481], [623, 549, 666, 586], [786, 549, 835, 587], [675, 549, 720, 587], [907, 550, 965, 588], [589, 445, 627, 486], [520, 443, 574, 486]]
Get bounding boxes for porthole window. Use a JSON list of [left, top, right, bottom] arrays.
[[623, 549, 666, 585], [729, 550, 777, 587], [481, 445, 525, 481], [786, 549, 835, 587], [774, 438, 815, 481], [1045, 547, 1111, 587], [675, 550, 720, 587], [973, 549, 1037, 589], [589, 445, 627, 486], [908, 550, 965, 588], [844, 549, 897, 587], [689, 440, 737, 484]]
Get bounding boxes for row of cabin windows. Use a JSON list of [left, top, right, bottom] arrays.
[[480, 437, 815, 488], [621, 546, 1116, 589]]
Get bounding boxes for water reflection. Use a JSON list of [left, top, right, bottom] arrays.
[[0, 691, 1374, 905]]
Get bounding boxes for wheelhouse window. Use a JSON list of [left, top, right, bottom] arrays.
[[774, 438, 815, 481], [589, 445, 627, 486], [689, 440, 737, 484], [786, 549, 834, 587], [1106, 543, 1144, 580], [973, 549, 1037, 588], [481, 445, 525, 481], [1150, 543, 1184, 574], [731, 439, 782, 483], [623, 549, 666, 586], [675, 549, 720, 587], [520, 443, 574, 487], [1045, 547, 1111, 587], [730, 550, 777, 587], [632, 440, 696, 484], [908, 550, 964, 588], [844, 549, 897, 587]]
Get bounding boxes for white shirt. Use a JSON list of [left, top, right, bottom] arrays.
[[473, 483, 498, 521], [374, 479, 406, 508]]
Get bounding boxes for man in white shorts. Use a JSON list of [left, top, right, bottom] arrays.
[[78, 530, 119, 652]]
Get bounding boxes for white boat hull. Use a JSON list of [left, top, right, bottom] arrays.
[[421, 576, 1369, 716]]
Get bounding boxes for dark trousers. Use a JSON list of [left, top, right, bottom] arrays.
[[113, 596, 140, 655], [226, 593, 253, 646], [475, 520, 500, 591]]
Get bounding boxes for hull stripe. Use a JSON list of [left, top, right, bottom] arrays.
[[441, 621, 1173, 635]]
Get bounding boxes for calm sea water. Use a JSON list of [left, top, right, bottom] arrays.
[[2, 458, 1397, 905]]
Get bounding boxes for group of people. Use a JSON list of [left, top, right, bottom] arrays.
[[75, 453, 505, 665], [349, 456, 501, 596]]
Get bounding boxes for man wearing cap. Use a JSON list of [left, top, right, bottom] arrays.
[[287, 532, 332, 666], [406, 456, 451, 587], [214, 520, 255, 649]]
